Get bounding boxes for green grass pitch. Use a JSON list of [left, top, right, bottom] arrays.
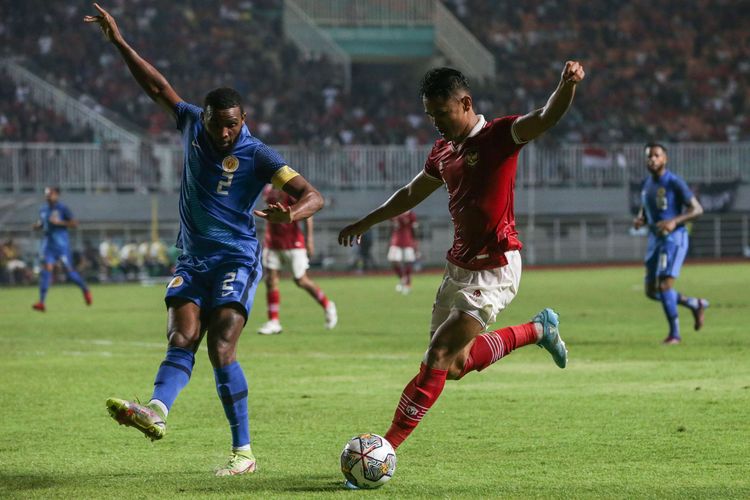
[[1, 263, 748, 499]]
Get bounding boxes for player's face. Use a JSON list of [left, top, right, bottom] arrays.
[[423, 93, 472, 142], [645, 146, 668, 175], [202, 106, 246, 152], [44, 188, 58, 203]]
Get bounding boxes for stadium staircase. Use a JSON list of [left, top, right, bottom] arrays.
[[0, 58, 141, 146], [283, 0, 495, 85]]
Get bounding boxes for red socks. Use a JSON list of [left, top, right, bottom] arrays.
[[384, 323, 537, 449], [459, 322, 537, 378], [314, 288, 330, 309], [267, 289, 280, 320], [392, 264, 403, 280], [403, 263, 413, 286], [385, 363, 447, 449]]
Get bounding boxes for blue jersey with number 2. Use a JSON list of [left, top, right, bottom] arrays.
[[175, 101, 286, 262]]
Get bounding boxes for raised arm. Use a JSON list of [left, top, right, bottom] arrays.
[[338, 171, 441, 246], [84, 3, 182, 118], [512, 61, 585, 143]]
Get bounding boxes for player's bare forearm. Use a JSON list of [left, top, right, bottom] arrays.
[[513, 61, 584, 142], [85, 4, 180, 115], [339, 172, 439, 246], [673, 199, 704, 225], [289, 190, 323, 222], [113, 40, 179, 113]]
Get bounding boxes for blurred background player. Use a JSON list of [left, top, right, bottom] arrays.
[[257, 185, 337, 335], [339, 61, 583, 459], [633, 143, 709, 345], [31, 186, 92, 311], [85, 4, 324, 476], [388, 210, 418, 294]]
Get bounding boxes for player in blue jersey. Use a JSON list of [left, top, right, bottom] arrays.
[[633, 143, 709, 344], [85, 4, 324, 476], [31, 186, 92, 312]]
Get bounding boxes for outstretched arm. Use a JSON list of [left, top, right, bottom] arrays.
[[338, 172, 441, 246], [84, 3, 182, 118], [512, 61, 585, 143]]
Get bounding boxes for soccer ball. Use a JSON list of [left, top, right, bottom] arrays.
[[340, 433, 397, 489]]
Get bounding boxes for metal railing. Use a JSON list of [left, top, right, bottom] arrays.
[[291, 0, 434, 26], [1, 142, 749, 193], [283, 0, 352, 91], [0, 59, 141, 146], [2, 214, 748, 273]]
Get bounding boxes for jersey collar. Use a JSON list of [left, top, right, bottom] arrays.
[[452, 114, 486, 151]]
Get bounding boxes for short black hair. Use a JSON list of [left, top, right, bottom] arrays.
[[419, 67, 470, 100], [45, 186, 60, 194], [203, 87, 244, 112], [645, 142, 667, 153]]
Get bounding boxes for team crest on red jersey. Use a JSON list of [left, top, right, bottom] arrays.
[[465, 151, 479, 167]]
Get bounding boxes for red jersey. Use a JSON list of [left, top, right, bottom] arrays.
[[390, 211, 417, 248], [423, 115, 525, 270], [262, 186, 306, 250]]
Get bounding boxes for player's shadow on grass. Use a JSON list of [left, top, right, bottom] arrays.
[[0, 474, 58, 493], [176, 473, 343, 494]]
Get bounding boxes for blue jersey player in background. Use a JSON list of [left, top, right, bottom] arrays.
[[32, 186, 92, 312], [633, 143, 709, 345], [86, 4, 324, 476]]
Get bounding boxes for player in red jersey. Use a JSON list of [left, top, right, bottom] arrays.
[[257, 185, 337, 335], [339, 62, 584, 455], [388, 210, 418, 294]]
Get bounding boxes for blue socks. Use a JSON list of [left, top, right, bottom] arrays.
[[214, 361, 250, 448], [150, 350, 250, 448], [66, 269, 88, 291], [151, 346, 195, 411], [678, 294, 700, 310], [660, 288, 680, 339], [39, 269, 51, 303]]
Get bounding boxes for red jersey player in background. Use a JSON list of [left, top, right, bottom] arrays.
[[339, 61, 584, 464], [388, 210, 418, 294], [258, 186, 337, 335]]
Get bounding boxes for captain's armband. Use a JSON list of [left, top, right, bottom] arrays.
[[271, 165, 300, 189]]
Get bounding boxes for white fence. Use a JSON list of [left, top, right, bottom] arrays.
[[2, 214, 748, 273], [1, 142, 749, 193]]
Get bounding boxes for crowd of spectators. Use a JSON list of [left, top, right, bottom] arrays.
[[0, 69, 95, 142], [444, 0, 749, 143], [1, 0, 747, 145]]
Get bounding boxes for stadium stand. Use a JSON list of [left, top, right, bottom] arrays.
[[1, 0, 747, 144]]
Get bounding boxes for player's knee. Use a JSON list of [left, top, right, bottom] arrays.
[[167, 328, 199, 349], [446, 362, 465, 380], [658, 280, 672, 293], [426, 344, 455, 369]]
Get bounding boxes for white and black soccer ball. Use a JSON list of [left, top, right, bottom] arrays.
[[340, 433, 397, 489]]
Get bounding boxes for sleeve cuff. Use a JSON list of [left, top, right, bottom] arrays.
[[510, 118, 528, 145]]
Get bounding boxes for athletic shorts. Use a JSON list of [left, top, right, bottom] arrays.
[[262, 248, 309, 279], [430, 250, 522, 332], [165, 254, 262, 320], [40, 242, 72, 269], [644, 228, 688, 282], [387, 246, 416, 263]]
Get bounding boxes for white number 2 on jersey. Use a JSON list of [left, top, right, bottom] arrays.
[[216, 172, 234, 195]]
